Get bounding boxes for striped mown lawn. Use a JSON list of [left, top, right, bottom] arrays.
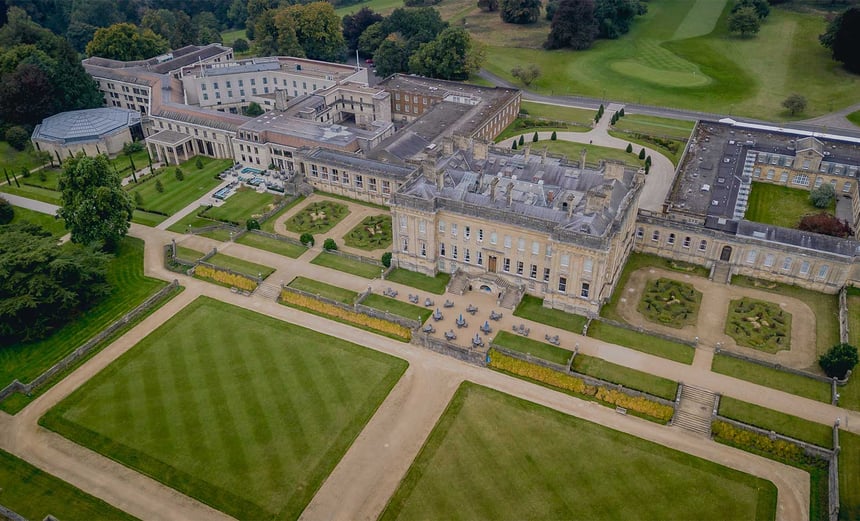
[[41, 297, 407, 521], [380, 383, 776, 521], [203, 188, 279, 224], [126, 157, 229, 223]]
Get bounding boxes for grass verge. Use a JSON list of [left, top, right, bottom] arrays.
[[572, 353, 678, 400], [235, 232, 306, 258], [718, 396, 832, 448], [711, 353, 830, 403], [288, 276, 357, 304], [513, 294, 587, 333], [311, 251, 382, 279], [363, 294, 432, 322], [492, 330, 572, 365], [386, 269, 450, 294], [587, 320, 694, 364], [207, 252, 274, 279]]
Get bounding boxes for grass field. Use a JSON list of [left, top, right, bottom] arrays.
[[711, 354, 830, 402], [381, 383, 776, 521], [385, 269, 450, 294], [288, 276, 358, 304], [203, 188, 279, 225], [732, 275, 839, 357], [19, 167, 61, 190], [175, 246, 205, 263], [587, 320, 694, 364], [7, 205, 65, 236], [0, 182, 62, 204], [718, 396, 833, 448], [513, 295, 587, 333], [745, 182, 832, 228], [572, 353, 678, 400], [207, 252, 274, 279], [492, 330, 572, 365], [221, 28, 247, 46], [0, 141, 50, 174], [841, 431, 860, 520], [848, 111, 860, 128], [0, 449, 138, 521], [41, 297, 407, 521], [363, 294, 432, 322], [311, 251, 383, 278], [613, 114, 695, 140], [127, 157, 229, 223], [235, 232, 307, 258], [539, 139, 645, 168], [110, 149, 150, 176], [335, 0, 403, 16], [0, 237, 165, 392], [521, 101, 595, 125]]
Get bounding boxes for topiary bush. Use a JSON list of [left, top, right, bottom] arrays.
[[300, 232, 314, 246], [174, 167, 184, 181], [195, 157, 204, 169], [246, 218, 260, 231], [323, 238, 338, 251], [819, 343, 858, 379], [550, 131, 557, 141], [381, 251, 392, 268], [626, 143, 633, 153], [638, 148, 646, 160]]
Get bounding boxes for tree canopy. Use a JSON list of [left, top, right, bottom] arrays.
[[728, 6, 761, 37], [820, 7, 860, 74], [798, 212, 853, 238], [781, 93, 807, 116], [254, 2, 345, 62], [819, 343, 858, 379], [545, 0, 599, 50], [57, 154, 134, 250], [85, 22, 170, 60], [342, 7, 382, 51], [499, 0, 542, 24], [0, 222, 112, 344], [408, 27, 483, 80]]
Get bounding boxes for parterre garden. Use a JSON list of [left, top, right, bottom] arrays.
[[726, 297, 791, 353], [285, 201, 349, 234], [638, 277, 701, 328], [40, 297, 408, 521], [343, 214, 392, 250]]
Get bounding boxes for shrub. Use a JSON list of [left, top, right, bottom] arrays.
[[279, 289, 411, 340], [550, 131, 557, 141], [123, 141, 144, 154], [518, 135, 524, 146], [194, 265, 258, 291], [381, 251, 392, 267], [155, 179, 164, 193], [323, 238, 338, 251], [232, 38, 249, 52], [174, 167, 184, 181], [638, 148, 646, 160], [512, 141, 518, 150], [5, 125, 30, 151], [809, 183, 835, 208], [134, 191, 143, 206], [532, 131, 539, 142], [195, 157, 204, 169], [246, 218, 260, 231], [712, 421, 808, 464], [626, 143, 633, 153], [819, 343, 858, 379], [798, 212, 853, 238], [619, 107, 625, 117], [0, 196, 14, 224], [19, 166, 29, 178], [645, 155, 652, 166], [300, 232, 315, 246]]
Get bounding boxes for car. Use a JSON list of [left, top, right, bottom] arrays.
[[365, 58, 374, 65]]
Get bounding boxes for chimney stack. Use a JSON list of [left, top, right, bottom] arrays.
[[567, 194, 576, 219], [473, 140, 488, 161], [437, 170, 444, 190], [505, 182, 513, 207], [442, 136, 454, 155], [541, 146, 547, 164], [422, 158, 436, 181], [604, 160, 624, 182], [523, 145, 530, 163], [580, 148, 587, 169], [274, 89, 288, 111], [489, 176, 499, 202], [585, 187, 607, 214]]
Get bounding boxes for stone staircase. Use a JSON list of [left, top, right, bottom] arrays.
[[446, 269, 470, 295], [255, 282, 281, 300], [710, 261, 732, 285], [672, 384, 716, 437]]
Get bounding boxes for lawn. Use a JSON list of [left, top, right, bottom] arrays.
[[285, 201, 349, 234], [335, 0, 403, 16], [7, 205, 66, 237], [603, 252, 709, 322], [726, 297, 791, 353], [207, 252, 274, 279], [18, 167, 61, 190], [572, 353, 678, 400], [203, 188, 280, 225], [385, 269, 450, 294], [261, 195, 305, 233], [343, 214, 392, 251], [174, 246, 205, 263], [380, 383, 776, 521], [166, 211, 221, 234], [0, 141, 50, 174], [235, 232, 307, 258], [613, 114, 695, 140], [363, 294, 432, 322], [221, 28, 247, 46], [608, 131, 686, 166], [0, 237, 165, 392], [731, 275, 839, 357], [40, 297, 407, 521], [745, 182, 832, 228], [492, 330, 573, 365], [717, 396, 832, 448], [311, 251, 383, 279], [587, 320, 694, 364], [848, 111, 860, 128], [513, 294, 587, 333], [0, 182, 62, 204], [521, 101, 595, 125], [540, 139, 645, 168], [840, 431, 860, 520], [711, 354, 831, 403], [109, 149, 150, 177], [126, 157, 229, 220], [288, 276, 358, 304], [0, 449, 138, 521], [638, 277, 701, 328], [474, 0, 860, 119]]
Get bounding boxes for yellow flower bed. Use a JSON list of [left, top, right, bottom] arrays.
[[489, 349, 673, 422], [712, 420, 806, 462], [280, 289, 411, 341], [195, 265, 258, 291]]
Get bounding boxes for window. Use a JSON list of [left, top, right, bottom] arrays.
[[382, 180, 390, 194], [561, 254, 570, 268], [844, 181, 852, 193], [651, 230, 660, 242], [764, 254, 775, 267], [478, 229, 484, 242], [420, 242, 426, 257], [766, 169, 775, 180], [668, 233, 675, 245], [802, 159, 811, 170], [818, 265, 829, 278], [698, 239, 707, 251], [418, 221, 426, 234], [310, 164, 318, 177], [530, 264, 537, 279], [516, 261, 523, 275], [753, 167, 761, 178], [545, 245, 552, 258], [464, 248, 470, 263], [332, 169, 339, 183], [439, 220, 446, 233], [213, 82, 219, 89], [342, 172, 349, 184], [779, 171, 788, 183], [490, 232, 497, 245], [792, 174, 809, 186], [682, 236, 691, 248], [503, 258, 511, 272], [402, 237, 408, 252], [782, 257, 792, 271], [464, 226, 470, 240], [814, 177, 823, 188], [320, 167, 329, 180], [400, 216, 407, 229], [543, 268, 550, 282], [746, 250, 757, 264], [355, 175, 363, 189], [558, 277, 567, 293], [451, 224, 458, 236], [517, 238, 525, 251], [452, 245, 458, 260], [532, 241, 540, 255], [440, 243, 446, 256], [504, 235, 512, 249], [581, 282, 590, 298], [583, 259, 593, 273], [369, 178, 377, 192], [636, 227, 644, 238], [477, 251, 483, 265], [800, 261, 810, 275]]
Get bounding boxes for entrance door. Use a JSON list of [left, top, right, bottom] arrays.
[[488, 255, 497, 273], [720, 246, 732, 262]]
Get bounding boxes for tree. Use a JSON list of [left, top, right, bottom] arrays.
[[5, 126, 30, 151], [141, 9, 195, 49], [86, 23, 170, 61], [781, 94, 807, 116], [275, 3, 346, 62], [244, 101, 264, 117], [232, 38, 249, 53], [511, 64, 540, 86], [174, 167, 184, 181], [732, 0, 769, 20], [373, 39, 409, 77], [246, 218, 260, 230], [518, 135, 524, 146], [342, 7, 383, 51], [594, 0, 644, 39], [0, 63, 56, 126], [798, 212, 853, 238], [638, 148, 645, 160], [819, 343, 858, 379], [58, 154, 133, 250], [358, 22, 387, 56], [820, 8, 860, 74], [196, 157, 204, 169], [0, 196, 13, 224], [382, 8, 447, 50], [155, 178, 164, 192], [478, 0, 500, 12], [727, 6, 760, 37], [323, 238, 338, 250], [500, 0, 542, 24], [381, 251, 392, 268], [408, 27, 483, 80], [626, 143, 633, 153], [512, 141, 518, 150], [619, 107, 625, 117], [532, 131, 539, 142], [809, 183, 836, 208], [300, 232, 314, 246], [0, 222, 112, 344], [551, 131, 557, 141]]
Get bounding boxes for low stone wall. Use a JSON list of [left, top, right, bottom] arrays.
[[411, 333, 487, 365], [0, 505, 25, 521], [714, 416, 834, 461], [830, 425, 840, 521], [0, 281, 180, 403], [839, 286, 849, 345]]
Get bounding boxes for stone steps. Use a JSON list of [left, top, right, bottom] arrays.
[[673, 384, 716, 437], [673, 410, 713, 436], [255, 282, 281, 300]]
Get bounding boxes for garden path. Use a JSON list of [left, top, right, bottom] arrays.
[[616, 267, 818, 370]]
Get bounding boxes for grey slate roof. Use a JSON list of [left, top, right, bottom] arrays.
[[32, 108, 140, 144]]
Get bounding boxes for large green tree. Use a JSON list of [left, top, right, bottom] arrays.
[[544, 0, 598, 49], [0, 222, 112, 344], [141, 9, 195, 49], [85, 22, 169, 60], [408, 27, 483, 80], [58, 154, 134, 250], [499, 0, 541, 24], [372, 38, 408, 77], [820, 7, 860, 74], [342, 7, 382, 51], [279, 2, 345, 62], [728, 6, 761, 37]]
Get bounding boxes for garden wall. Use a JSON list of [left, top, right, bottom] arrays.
[[411, 333, 487, 365]]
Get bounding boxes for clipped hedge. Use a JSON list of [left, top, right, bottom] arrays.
[[712, 421, 809, 463], [194, 265, 257, 292], [279, 290, 411, 341], [488, 350, 673, 422]]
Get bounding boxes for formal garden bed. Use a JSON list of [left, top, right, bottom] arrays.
[[343, 214, 392, 250], [637, 278, 701, 328], [726, 297, 791, 353], [285, 201, 349, 234]]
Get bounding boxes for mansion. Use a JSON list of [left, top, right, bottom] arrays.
[[54, 44, 860, 313]]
